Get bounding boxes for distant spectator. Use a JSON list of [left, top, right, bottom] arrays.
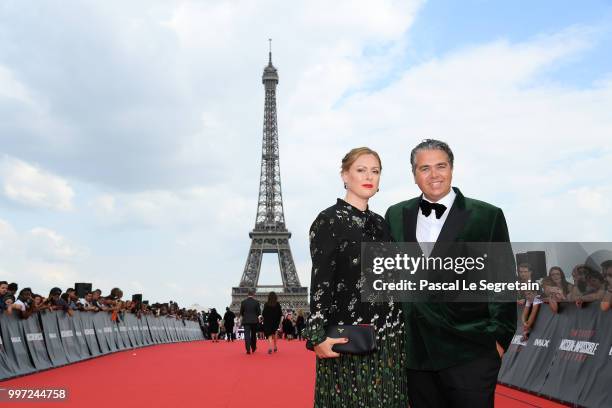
[[601, 260, 612, 312], [45, 287, 73, 316], [3, 294, 16, 311], [517, 263, 541, 340], [13, 287, 33, 314], [569, 264, 589, 301], [91, 289, 107, 311], [31, 294, 50, 313], [517, 263, 540, 306], [548, 267, 573, 299], [78, 291, 98, 311], [571, 265, 605, 307], [543, 267, 572, 313], [7, 282, 18, 296], [296, 310, 306, 341], [65, 288, 79, 310], [584, 268, 605, 300], [0, 281, 8, 313], [105, 287, 123, 307], [223, 307, 236, 342], [282, 313, 295, 340]]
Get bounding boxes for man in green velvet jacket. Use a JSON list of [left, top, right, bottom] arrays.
[[385, 139, 517, 408]]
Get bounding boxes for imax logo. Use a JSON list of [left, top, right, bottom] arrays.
[[533, 339, 550, 348], [511, 335, 527, 346]]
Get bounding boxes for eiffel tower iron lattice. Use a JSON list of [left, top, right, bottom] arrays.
[[230, 45, 308, 313]]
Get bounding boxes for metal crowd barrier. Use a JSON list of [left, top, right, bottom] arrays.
[[0, 311, 204, 380]]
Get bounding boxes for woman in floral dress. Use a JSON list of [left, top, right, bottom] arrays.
[[306, 147, 407, 408]]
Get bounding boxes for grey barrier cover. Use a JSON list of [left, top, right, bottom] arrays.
[[158, 317, 169, 342], [137, 314, 153, 345], [144, 315, 159, 343], [69, 311, 91, 359], [0, 325, 17, 380], [0, 314, 36, 376], [163, 318, 173, 342], [0, 311, 205, 381], [177, 320, 185, 341], [21, 314, 53, 371], [499, 305, 558, 392], [56, 312, 82, 363], [145, 315, 157, 343], [40, 310, 69, 367], [117, 315, 133, 348], [574, 306, 612, 408], [77, 311, 101, 356], [166, 318, 179, 342], [155, 316, 168, 343], [123, 313, 140, 347], [540, 303, 611, 408], [176, 319, 184, 341], [92, 312, 114, 353], [112, 317, 126, 350], [499, 303, 612, 408]]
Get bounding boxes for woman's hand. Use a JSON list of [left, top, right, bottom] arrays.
[[313, 337, 349, 358]]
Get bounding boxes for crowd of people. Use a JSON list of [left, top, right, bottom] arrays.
[[0, 281, 307, 347], [0, 282, 201, 322], [199, 292, 307, 353], [518, 260, 612, 340]]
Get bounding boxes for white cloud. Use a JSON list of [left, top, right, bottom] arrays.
[[0, 156, 75, 211], [0, 218, 87, 291], [0, 65, 34, 105], [26, 227, 88, 263]]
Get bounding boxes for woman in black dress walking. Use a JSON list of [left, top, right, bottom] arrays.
[[305, 147, 407, 408], [207, 308, 221, 342], [262, 291, 282, 354]]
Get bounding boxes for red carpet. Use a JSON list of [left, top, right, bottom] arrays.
[[1, 340, 568, 407]]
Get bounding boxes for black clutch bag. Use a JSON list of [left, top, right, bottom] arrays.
[[306, 324, 376, 355]]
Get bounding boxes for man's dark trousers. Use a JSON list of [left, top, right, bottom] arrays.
[[243, 323, 258, 352], [406, 354, 501, 408]]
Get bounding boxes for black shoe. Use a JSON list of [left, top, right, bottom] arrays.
[[246, 350, 251, 354]]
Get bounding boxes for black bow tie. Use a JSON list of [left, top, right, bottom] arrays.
[[419, 200, 447, 219]]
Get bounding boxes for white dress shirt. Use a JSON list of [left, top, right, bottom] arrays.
[[416, 188, 456, 249]]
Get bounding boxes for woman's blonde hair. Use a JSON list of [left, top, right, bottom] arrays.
[[341, 147, 382, 173]]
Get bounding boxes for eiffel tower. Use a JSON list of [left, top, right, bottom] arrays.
[[230, 43, 308, 313]]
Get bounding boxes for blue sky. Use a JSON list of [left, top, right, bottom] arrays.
[[1, 0, 611, 311], [407, 0, 612, 87]]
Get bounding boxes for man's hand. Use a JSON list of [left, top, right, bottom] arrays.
[[314, 337, 349, 359], [496, 341, 505, 358]]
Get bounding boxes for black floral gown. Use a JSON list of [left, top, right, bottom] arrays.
[[305, 199, 407, 408]]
